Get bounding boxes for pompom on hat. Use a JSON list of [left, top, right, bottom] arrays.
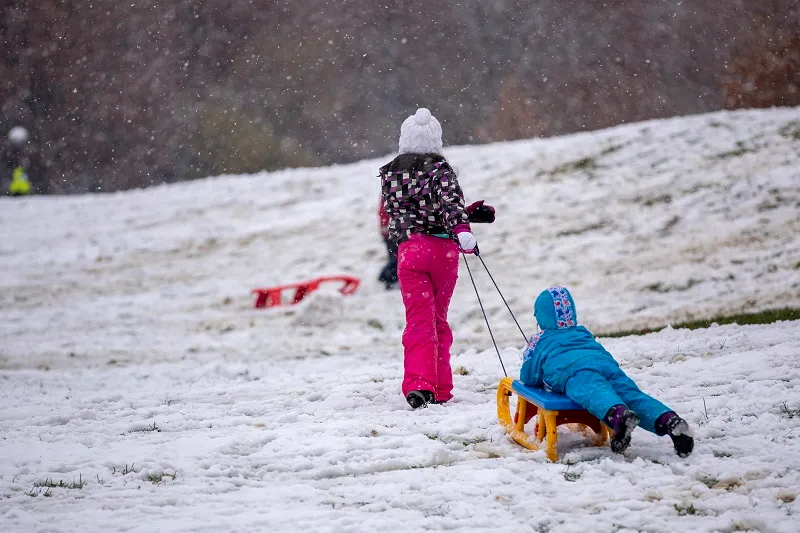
[[398, 108, 443, 155]]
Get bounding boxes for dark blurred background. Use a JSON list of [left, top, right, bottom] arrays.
[[1, 0, 798, 194]]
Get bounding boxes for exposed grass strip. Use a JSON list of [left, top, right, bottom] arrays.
[[33, 474, 85, 490], [147, 471, 177, 484], [599, 307, 800, 338]]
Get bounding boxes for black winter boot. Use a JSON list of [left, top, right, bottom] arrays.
[[378, 239, 399, 290], [378, 260, 398, 290], [656, 412, 694, 458], [604, 405, 640, 454], [406, 390, 435, 409]]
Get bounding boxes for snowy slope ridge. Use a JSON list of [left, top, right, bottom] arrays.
[[1, 108, 799, 532]]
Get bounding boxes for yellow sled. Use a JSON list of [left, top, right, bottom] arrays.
[[497, 377, 610, 461]]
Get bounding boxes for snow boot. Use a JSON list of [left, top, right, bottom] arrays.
[[656, 412, 694, 458], [406, 390, 435, 409], [378, 258, 398, 290], [604, 405, 639, 454]]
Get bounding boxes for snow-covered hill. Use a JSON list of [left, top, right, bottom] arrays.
[[2, 108, 799, 369], [1, 108, 799, 532]]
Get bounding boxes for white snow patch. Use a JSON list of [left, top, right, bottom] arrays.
[[1, 108, 799, 532]]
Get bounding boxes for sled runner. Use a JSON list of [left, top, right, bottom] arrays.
[[496, 377, 610, 461], [252, 276, 360, 308]]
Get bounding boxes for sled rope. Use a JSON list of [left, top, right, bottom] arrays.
[[477, 254, 529, 343], [463, 253, 508, 377]]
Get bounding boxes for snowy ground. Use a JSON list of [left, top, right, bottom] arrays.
[[1, 107, 799, 532]]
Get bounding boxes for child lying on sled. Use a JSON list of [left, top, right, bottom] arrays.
[[520, 286, 694, 457]]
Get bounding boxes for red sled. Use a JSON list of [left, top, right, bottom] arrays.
[[252, 276, 360, 308]]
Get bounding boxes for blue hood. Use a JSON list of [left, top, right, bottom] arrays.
[[534, 286, 578, 330], [522, 286, 617, 393]]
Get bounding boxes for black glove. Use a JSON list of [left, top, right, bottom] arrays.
[[466, 200, 495, 223]]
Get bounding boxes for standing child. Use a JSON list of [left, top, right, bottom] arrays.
[[520, 286, 694, 457], [380, 108, 494, 409]]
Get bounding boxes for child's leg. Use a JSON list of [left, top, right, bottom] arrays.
[[398, 237, 438, 397], [566, 370, 641, 454], [564, 370, 626, 422], [428, 238, 459, 403], [606, 369, 672, 434]]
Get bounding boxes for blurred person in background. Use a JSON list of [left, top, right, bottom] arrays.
[[4, 126, 33, 196], [377, 199, 399, 289], [8, 166, 31, 196]]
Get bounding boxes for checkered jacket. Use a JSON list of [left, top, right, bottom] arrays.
[[379, 154, 470, 245]]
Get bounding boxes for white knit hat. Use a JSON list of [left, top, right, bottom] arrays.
[[398, 108, 443, 154]]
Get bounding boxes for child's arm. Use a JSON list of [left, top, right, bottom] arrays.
[[521, 332, 542, 363], [520, 332, 544, 387], [378, 200, 390, 238], [380, 172, 404, 244], [436, 166, 471, 235]]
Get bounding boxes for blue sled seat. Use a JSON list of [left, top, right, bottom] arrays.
[[511, 380, 583, 411], [496, 377, 609, 461]]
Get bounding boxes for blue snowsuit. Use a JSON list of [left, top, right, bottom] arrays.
[[520, 287, 671, 433]]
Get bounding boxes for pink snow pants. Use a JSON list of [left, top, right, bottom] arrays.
[[398, 234, 460, 402]]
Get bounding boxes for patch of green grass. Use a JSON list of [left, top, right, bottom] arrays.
[[112, 463, 138, 475], [34, 474, 84, 490], [459, 437, 488, 447], [683, 183, 715, 194], [660, 214, 681, 234], [162, 396, 177, 406], [600, 307, 800, 338], [454, 366, 470, 376], [643, 278, 701, 293], [715, 478, 743, 491], [697, 475, 718, 488], [366, 318, 384, 330], [551, 156, 597, 175], [642, 194, 672, 206], [696, 475, 741, 490], [146, 471, 177, 484], [132, 421, 160, 433], [757, 201, 780, 212], [779, 121, 800, 140], [714, 142, 756, 159], [562, 466, 581, 482], [423, 432, 486, 447], [573, 157, 596, 170], [534, 523, 552, 533], [557, 221, 607, 237], [717, 148, 752, 158], [600, 144, 624, 156], [674, 502, 699, 516], [779, 402, 800, 419]]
